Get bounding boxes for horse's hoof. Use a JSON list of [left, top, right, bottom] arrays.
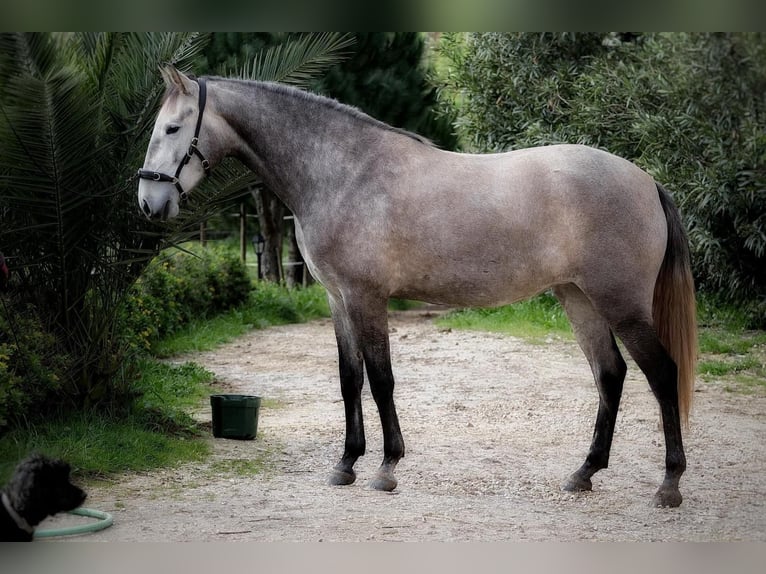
[[653, 487, 682, 508], [562, 474, 592, 492], [328, 468, 356, 486], [369, 472, 397, 492]]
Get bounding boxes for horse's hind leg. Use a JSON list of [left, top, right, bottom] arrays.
[[553, 284, 627, 493], [357, 297, 405, 491], [609, 316, 686, 507]]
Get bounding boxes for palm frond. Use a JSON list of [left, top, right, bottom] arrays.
[[0, 34, 103, 263], [0, 31, 355, 416], [238, 32, 355, 88]]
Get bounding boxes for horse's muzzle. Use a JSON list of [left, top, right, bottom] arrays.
[[141, 198, 172, 221]]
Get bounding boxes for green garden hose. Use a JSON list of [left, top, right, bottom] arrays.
[[34, 508, 113, 538]]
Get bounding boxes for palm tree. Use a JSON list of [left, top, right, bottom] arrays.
[[0, 32, 351, 425]]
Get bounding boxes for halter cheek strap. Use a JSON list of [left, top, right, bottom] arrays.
[[137, 77, 211, 202]]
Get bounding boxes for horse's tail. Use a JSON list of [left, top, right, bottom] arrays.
[[653, 182, 697, 427]]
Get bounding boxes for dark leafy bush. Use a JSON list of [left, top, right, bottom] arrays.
[[0, 304, 72, 429], [120, 246, 252, 353], [0, 246, 250, 431], [441, 33, 765, 326]]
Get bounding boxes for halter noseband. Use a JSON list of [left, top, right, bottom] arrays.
[[137, 77, 211, 201]]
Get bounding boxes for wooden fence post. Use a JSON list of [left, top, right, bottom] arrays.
[[240, 202, 247, 262]]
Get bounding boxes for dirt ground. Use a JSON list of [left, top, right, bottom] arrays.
[[46, 309, 765, 541]]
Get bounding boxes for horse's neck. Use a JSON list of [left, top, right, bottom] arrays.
[[215, 80, 375, 217]]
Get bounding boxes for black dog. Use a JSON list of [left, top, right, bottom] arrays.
[[1, 454, 87, 541]]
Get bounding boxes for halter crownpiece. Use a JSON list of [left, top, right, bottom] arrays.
[[137, 77, 211, 201]]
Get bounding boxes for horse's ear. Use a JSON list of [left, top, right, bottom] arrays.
[[160, 65, 194, 95]]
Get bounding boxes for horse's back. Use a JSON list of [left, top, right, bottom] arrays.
[[386, 144, 667, 307]]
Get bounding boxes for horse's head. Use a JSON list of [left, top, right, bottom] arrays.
[[138, 66, 212, 220]]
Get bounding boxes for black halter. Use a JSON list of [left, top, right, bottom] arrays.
[[137, 78, 211, 201]]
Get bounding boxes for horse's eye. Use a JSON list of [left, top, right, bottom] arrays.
[[166, 125, 180, 135]]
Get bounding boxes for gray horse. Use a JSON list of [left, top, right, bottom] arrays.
[[138, 66, 697, 507]]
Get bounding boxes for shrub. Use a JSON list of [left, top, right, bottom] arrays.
[[120, 246, 252, 353], [0, 304, 72, 429], [441, 33, 766, 326], [0, 245, 250, 431]]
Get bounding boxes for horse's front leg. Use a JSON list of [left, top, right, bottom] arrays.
[[332, 293, 404, 491], [363, 331, 405, 491], [328, 297, 366, 486], [356, 299, 404, 492]]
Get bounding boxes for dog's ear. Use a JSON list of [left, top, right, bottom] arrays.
[[55, 459, 72, 477]]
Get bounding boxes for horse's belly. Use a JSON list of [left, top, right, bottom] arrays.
[[391, 262, 563, 307]]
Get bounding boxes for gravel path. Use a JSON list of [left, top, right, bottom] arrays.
[[48, 310, 766, 541]]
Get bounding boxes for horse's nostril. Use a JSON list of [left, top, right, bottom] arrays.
[[141, 199, 152, 217], [161, 200, 171, 221]]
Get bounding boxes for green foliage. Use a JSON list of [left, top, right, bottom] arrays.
[[0, 243, 250, 431], [130, 359, 216, 437], [0, 306, 72, 429], [313, 32, 459, 150], [695, 293, 766, 393], [0, 32, 212, 422], [151, 282, 330, 357], [441, 33, 766, 326], [698, 357, 761, 377], [0, 32, 352, 431], [697, 337, 765, 394], [437, 292, 572, 341], [197, 32, 278, 74], [120, 245, 251, 353], [0, 409, 210, 484], [198, 32, 355, 88]]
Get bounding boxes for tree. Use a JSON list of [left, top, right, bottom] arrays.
[[0, 32, 351, 428], [441, 32, 765, 325], [313, 32, 458, 150], [0, 33, 211, 421]]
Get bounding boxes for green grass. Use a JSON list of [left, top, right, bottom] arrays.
[[695, 294, 766, 393], [0, 410, 210, 485], [697, 328, 766, 392], [698, 330, 766, 356], [0, 281, 330, 483], [698, 357, 761, 377], [436, 292, 572, 342], [152, 282, 330, 357], [133, 360, 218, 412], [0, 359, 216, 484]]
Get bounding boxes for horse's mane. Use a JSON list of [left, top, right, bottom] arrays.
[[204, 76, 435, 147]]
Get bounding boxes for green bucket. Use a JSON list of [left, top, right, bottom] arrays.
[[210, 394, 261, 440]]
